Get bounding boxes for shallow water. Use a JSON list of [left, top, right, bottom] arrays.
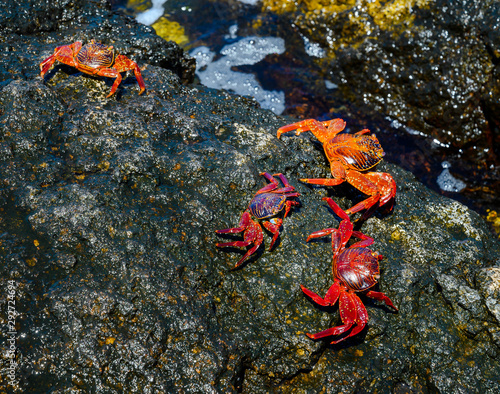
[[190, 36, 286, 114], [113, 0, 499, 234]]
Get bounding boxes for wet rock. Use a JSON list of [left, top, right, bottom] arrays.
[[261, 0, 500, 215], [0, 0, 194, 86], [0, 0, 499, 393]]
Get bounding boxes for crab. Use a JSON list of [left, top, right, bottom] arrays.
[[216, 172, 300, 268], [277, 118, 396, 218], [40, 40, 146, 97], [301, 197, 398, 344]]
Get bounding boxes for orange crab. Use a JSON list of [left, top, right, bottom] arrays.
[[277, 118, 396, 218], [301, 197, 398, 344], [40, 40, 146, 97]]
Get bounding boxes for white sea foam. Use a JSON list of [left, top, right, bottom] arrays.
[[436, 161, 466, 193], [325, 80, 338, 89], [236, 0, 260, 4], [225, 24, 238, 40], [302, 35, 326, 58], [136, 0, 168, 26], [190, 35, 286, 114]]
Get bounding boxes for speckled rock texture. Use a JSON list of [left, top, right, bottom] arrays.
[[0, 0, 499, 393]]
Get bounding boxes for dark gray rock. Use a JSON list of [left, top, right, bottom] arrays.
[[0, 0, 194, 87], [0, 0, 499, 393], [281, 0, 498, 150]]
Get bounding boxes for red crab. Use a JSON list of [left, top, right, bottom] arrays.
[[277, 118, 396, 218], [301, 197, 398, 344], [216, 172, 300, 268], [40, 40, 146, 97]]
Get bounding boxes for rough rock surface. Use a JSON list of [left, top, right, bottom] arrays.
[[0, 0, 499, 393]]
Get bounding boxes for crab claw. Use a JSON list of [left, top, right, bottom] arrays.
[[305, 291, 369, 344], [276, 123, 301, 139], [262, 218, 282, 250], [277, 118, 345, 141]]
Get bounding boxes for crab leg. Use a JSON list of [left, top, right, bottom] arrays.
[[255, 172, 280, 194], [216, 211, 254, 235], [277, 118, 345, 143], [324, 197, 359, 249], [40, 42, 83, 77], [354, 129, 371, 136], [322, 197, 347, 220], [299, 159, 344, 187], [233, 242, 262, 268], [283, 200, 300, 218], [216, 211, 264, 268], [365, 290, 398, 311], [330, 293, 368, 344], [305, 228, 348, 258], [307, 197, 354, 254], [305, 292, 357, 340], [215, 240, 253, 248], [299, 177, 344, 186], [360, 172, 397, 207], [349, 230, 375, 249], [216, 235, 263, 268], [93, 67, 123, 98], [256, 172, 297, 195], [343, 170, 397, 215], [304, 291, 369, 344], [300, 281, 340, 307], [273, 173, 293, 188], [306, 227, 336, 241], [114, 54, 146, 95], [40, 55, 57, 77], [276, 120, 323, 139]]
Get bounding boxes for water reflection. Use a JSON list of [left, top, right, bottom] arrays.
[[190, 35, 286, 114], [132, 0, 285, 113]]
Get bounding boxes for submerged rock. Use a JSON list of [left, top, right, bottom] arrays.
[[0, 0, 499, 392], [262, 0, 497, 149], [261, 0, 500, 215]]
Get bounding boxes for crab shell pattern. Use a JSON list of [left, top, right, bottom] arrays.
[[216, 172, 300, 268], [277, 118, 396, 219], [40, 40, 146, 97]]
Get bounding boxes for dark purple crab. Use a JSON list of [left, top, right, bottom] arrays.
[[216, 172, 300, 268]]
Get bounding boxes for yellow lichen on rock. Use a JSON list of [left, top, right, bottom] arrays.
[[262, 0, 357, 15], [486, 210, 500, 238], [126, 0, 152, 13], [298, 0, 357, 15], [152, 17, 190, 46], [262, 0, 431, 50], [367, 0, 430, 31], [263, 0, 429, 22], [262, 0, 300, 14]]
